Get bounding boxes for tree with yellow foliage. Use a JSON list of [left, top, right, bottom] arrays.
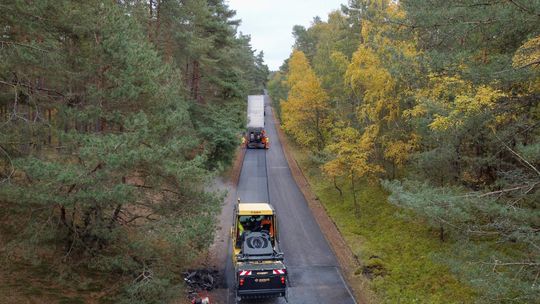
[[281, 50, 331, 151], [343, 2, 420, 177], [323, 124, 383, 214], [513, 35, 540, 69], [272, 0, 540, 302]]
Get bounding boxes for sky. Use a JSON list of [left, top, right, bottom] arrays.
[[227, 0, 346, 71]]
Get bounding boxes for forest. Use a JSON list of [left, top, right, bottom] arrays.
[[0, 0, 267, 302], [268, 0, 539, 303]]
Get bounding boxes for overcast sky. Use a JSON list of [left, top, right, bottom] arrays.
[[227, 0, 346, 71]]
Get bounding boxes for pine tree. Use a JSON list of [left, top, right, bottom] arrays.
[[275, 0, 540, 302], [0, 0, 268, 301]]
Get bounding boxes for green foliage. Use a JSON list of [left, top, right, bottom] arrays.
[[273, 0, 540, 302], [192, 98, 246, 169], [518, 142, 540, 163], [0, 0, 265, 302], [120, 276, 179, 304], [290, 147, 476, 304], [402, 0, 539, 86], [267, 71, 288, 119], [383, 179, 540, 303]]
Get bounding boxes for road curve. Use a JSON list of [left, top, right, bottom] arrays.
[[228, 95, 356, 304]]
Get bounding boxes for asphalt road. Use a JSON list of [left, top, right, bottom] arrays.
[[227, 95, 356, 304]]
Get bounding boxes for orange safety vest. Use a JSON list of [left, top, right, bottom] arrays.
[[261, 219, 273, 237]]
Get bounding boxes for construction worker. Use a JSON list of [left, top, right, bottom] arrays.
[[238, 219, 245, 235], [260, 134, 269, 149], [261, 217, 273, 237], [236, 219, 245, 248]]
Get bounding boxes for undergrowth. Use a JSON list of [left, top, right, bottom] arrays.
[[289, 147, 477, 304]]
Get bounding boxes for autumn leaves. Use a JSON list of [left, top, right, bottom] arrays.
[[281, 51, 330, 152], [279, 5, 416, 206], [271, 0, 540, 301]]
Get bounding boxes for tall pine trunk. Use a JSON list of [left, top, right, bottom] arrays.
[[191, 60, 201, 102]]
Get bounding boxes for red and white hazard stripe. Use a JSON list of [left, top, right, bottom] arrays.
[[239, 270, 252, 276], [273, 269, 286, 275]]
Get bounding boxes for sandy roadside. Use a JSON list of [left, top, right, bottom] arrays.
[[201, 146, 246, 304]]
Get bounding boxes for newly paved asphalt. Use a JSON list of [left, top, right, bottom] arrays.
[[227, 95, 356, 304]]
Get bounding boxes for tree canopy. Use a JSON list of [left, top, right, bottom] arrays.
[[0, 0, 268, 302], [270, 0, 540, 302]]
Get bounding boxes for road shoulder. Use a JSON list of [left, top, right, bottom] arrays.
[[203, 147, 245, 304], [271, 110, 377, 304]]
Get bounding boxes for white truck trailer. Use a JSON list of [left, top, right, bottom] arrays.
[[245, 95, 269, 149]]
